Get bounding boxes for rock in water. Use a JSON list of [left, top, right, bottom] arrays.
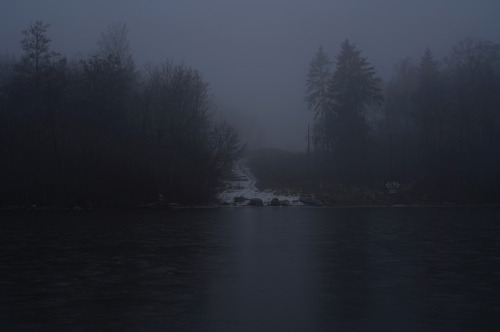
[[234, 196, 246, 203], [281, 200, 291, 206], [299, 195, 313, 205], [299, 195, 323, 206], [310, 198, 324, 206], [249, 198, 264, 206], [270, 198, 280, 206]]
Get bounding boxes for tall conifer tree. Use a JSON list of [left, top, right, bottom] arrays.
[[327, 40, 382, 179]]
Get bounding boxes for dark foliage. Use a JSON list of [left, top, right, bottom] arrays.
[[302, 38, 500, 204], [0, 21, 244, 207], [305, 40, 383, 182]]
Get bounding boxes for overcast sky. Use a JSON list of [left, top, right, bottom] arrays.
[[1, 0, 499, 150]]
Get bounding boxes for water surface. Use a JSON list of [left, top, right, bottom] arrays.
[[1, 207, 499, 331]]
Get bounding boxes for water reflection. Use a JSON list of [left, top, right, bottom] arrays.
[[1, 207, 499, 331], [201, 208, 321, 331]]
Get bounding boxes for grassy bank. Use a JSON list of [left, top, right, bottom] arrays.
[[246, 148, 499, 207]]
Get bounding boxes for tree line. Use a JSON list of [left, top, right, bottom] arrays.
[[0, 21, 245, 207], [305, 38, 500, 203]]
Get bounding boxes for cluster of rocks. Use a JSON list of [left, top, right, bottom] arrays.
[[249, 198, 264, 206], [230, 195, 323, 207], [233, 196, 265, 206], [270, 198, 292, 206], [232, 196, 290, 206]]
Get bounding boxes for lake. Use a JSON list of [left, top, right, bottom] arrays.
[[1, 207, 499, 331]]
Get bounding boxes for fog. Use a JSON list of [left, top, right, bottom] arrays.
[[2, 5, 500, 327], [1, 0, 499, 150]]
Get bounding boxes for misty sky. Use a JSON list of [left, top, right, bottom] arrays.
[[1, 0, 499, 150]]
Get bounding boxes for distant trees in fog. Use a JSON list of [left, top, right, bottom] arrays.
[[305, 40, 383, 180], [384, 39, 500, 200], [306, 38, 500, 202], [304, 46, 331, 152], [0, 20, 244, 207]]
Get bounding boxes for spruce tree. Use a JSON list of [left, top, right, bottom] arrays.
[[414, 47, 444, 169], [305, 46, 332, 153], [327, 40, 382, 179], [305, 45, 331, 119]]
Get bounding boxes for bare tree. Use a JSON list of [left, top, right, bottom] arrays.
[[97, 22, 134, 71], [210, 119, 246, 175], [20, 21, 57, 78]]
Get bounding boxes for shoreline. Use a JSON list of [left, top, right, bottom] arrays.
[[2, 202, 500, 211]]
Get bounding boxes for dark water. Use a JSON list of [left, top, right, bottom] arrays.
[[1, 207, 500, 331]]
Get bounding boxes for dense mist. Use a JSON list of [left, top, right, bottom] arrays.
[[2, 5, 500, 328], [2, 1, 499, 150], [1, 1, 499, 206]]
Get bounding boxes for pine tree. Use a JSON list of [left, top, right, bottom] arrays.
[[305, 45, 331, 119], [415, 48, 441, 123], [305, 46, 332, 153], [414, 48, 444, 160], [327, 40, 382, 179]]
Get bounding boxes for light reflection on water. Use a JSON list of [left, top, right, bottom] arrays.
[[1, 207, 499, 331]]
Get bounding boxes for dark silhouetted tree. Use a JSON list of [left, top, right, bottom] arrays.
[[210, 119, 246, 175], [445, 39, 500, 194], [305, 46, 332, 153], [413, 47, 452, 191], [6, 20, 69, 203], [97, 22, 135, 73], [381, 57, 418, 180], [142, 61, 245, 203], [327, 39, 383, 180]]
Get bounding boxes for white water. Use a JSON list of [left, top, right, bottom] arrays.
[[217, 160, 302, 206]]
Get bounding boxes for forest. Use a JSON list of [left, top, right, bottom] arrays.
[[1, 21, 499, 207], [250, 38, 500, 205], [0, 21, 245, 207]]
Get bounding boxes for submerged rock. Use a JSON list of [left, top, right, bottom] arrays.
[[249, 198, 264, 206]]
